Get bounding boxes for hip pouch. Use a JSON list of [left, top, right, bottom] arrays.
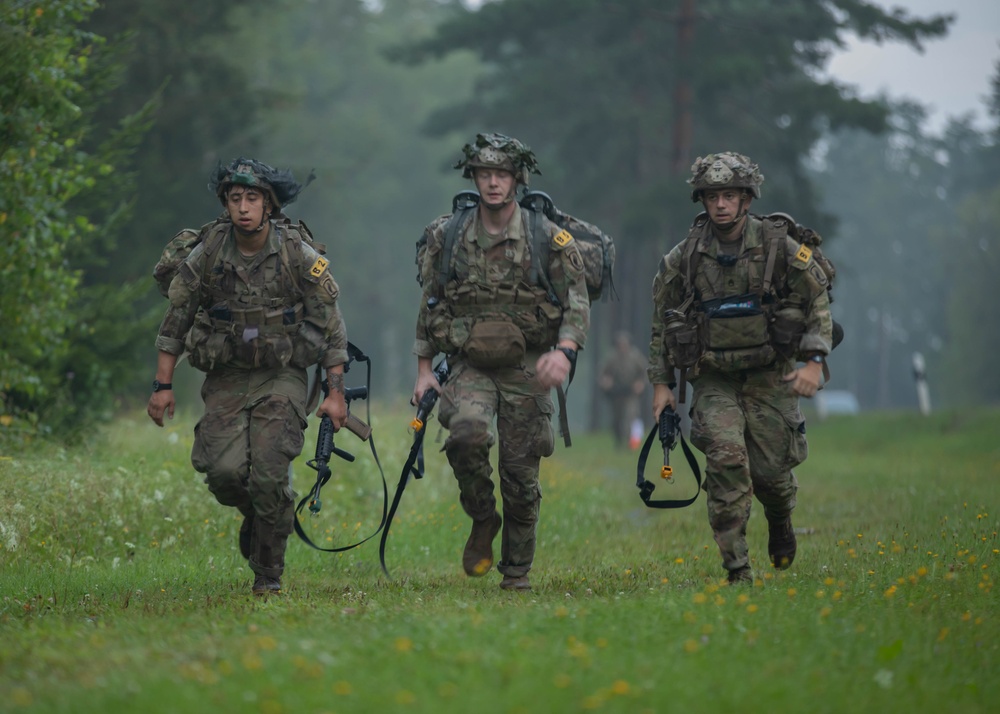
[[185, 315, 233, 372], [769, 307, 807, 359], [463, 320, 526, 369], [662, 315, 701, 369], [704, 294, 769, 351]]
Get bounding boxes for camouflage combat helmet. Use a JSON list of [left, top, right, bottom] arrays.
[[209, 157, 310, 211], [455, 133, 542, 186], [688, 152, 764, 202]]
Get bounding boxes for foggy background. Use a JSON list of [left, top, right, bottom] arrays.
[[2, 0, 998, 439]]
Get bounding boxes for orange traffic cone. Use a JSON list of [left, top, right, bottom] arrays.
[[628, 418, 644, 450]]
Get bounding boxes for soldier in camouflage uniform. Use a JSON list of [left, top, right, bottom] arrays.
[[412, 133, 590, 591], [647, 152, 833, 584], [147, 158, 349, 596], [598, 331, 648, 448]]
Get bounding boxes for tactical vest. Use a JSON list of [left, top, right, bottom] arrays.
[[183, 221, 324, 372], [424, 207, 562, 367], [662, 214, 806, 375]]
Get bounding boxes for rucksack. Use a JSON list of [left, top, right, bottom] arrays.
[[152, 214, 326, 298], [417, 190, 616, 304], [765, 213, 843, 350]]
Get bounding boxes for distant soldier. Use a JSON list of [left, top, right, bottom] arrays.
[[412, 133, 590, 591], [598, 331, 647, 448], [647, 152, 833, 584], [147, 158, 349, 595]]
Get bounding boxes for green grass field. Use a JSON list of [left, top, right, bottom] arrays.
[[1, 405, 997, 713]]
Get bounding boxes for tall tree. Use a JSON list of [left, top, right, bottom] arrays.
[[390, 0, 950, 415], [0, 0, 151, 441], [84, 0, 273, 284], [225, 0, 482, 393]]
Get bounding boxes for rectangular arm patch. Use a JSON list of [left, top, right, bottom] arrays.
[[795, 244, 812, 263], [553, 229, 574, 247], [310, 256, 329, 277]]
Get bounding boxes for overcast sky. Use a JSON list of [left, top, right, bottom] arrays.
[[826, 0, 999, 132]]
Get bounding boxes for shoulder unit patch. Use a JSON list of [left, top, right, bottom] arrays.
[[309, 256, 329, 278], [553, 229, 574, 248], [794, 244, 812, 263]]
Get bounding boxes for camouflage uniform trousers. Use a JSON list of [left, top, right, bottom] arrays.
[[437, 355, 556, 578], [688, 366, 808, 574], [191, 365, 307, 579]]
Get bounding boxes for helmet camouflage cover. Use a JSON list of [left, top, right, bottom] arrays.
[[688, 152, 764, 202], [455, 132, 542, 186], [209, 157, 311, 210]]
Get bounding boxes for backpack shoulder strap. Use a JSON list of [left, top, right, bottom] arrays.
[[761, 213, 795, 296], [437, 191, 480, 292], [679, 213, 708, 304], [199, 222, 230, 285]]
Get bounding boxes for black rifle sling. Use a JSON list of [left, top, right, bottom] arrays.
[[380, 358, 449, 576], [378, 430, 426, 576], [635, 423, 702, 509], [293, 342, 389, 552]]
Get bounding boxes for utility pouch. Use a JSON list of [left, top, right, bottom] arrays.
[[662, 309, 702, 369], [705, 294, 768, 351], [426, 299, 458, 354], [462, 320, 526, 369], [256, 332, 294, 369], [769, 307, 806, 359], [290, 322, 326, 368], [186, 320, 233, 372]]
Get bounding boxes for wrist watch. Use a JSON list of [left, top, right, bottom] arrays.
[[152, 379, 173, 392], [556, 346, 577, 366]]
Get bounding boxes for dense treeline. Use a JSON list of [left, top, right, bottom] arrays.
[[1, 0, 996, 444]]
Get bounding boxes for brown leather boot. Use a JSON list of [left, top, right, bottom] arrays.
[[252, 575, 282, 596], [462, 511, 502, 576], [727, 566, 753, 585], [499, 575, 531, 591], [768, 516, 797, 570]]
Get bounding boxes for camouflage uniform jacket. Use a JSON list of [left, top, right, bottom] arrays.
[[413, 203, 590, 358], [648, 215, 832, 384], [156, 221, 348, 369]]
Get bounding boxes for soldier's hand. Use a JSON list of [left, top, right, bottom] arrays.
[[783, 361, 823, 398], [412, 372, 442, 407], [147, 391, 175, 427], [317, 392, 348, 431], [535, 349, 571, 389], [652, 383, 676, 420]]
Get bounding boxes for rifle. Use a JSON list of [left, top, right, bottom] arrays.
[[379, 357, 450, 575], [293, 342, 389, 552], [635, 404, 702, 509]]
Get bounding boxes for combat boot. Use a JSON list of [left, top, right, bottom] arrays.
[[462, 511, 502, 576], [727, 566, 753, 585], [768, 516, 797, 570], [252, 575, 282, 596], [499, 574, 531, 591]]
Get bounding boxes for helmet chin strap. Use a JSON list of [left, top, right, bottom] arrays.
[[232, 201, 272, 236], [480, 184, 517, 211], [704, 193, 750, 233]]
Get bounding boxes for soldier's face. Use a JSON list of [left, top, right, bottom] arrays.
[[473, 168, 516, 207], [226, 187, 269, 231], [702, 189, 749, 226]]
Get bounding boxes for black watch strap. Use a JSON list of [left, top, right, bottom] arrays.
[[556, 346, 577, 366], [152, 379, 173, 392]]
